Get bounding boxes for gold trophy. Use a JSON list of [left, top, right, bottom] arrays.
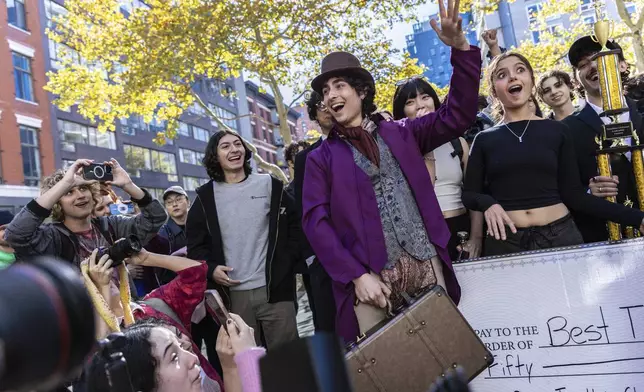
[[592, 3, 644, 240]]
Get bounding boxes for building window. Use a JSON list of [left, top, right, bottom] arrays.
[[124, 144, 178, 181], [49, 40, 83, 68], [179, 148, 205, 165], [583, 14, 597, 25], [532, 30, 541, 43], [579, 0, 596, 12], [59, 119, 116, 151], [193, 125, 210, 142], [209, 104, 238, 130], [20, 125, 41, 186], [188, 102, 207, 116], [526, 2, 543, 24], [13, 52, 34, 102], [7, 0, 27, 30], [178, 121, 191, 137], [430, 48, 436, 56], [183, 176, 208, 191], [147, 188, 165, 200]]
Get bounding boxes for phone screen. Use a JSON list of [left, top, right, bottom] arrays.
[[205, 290, 231, 328]]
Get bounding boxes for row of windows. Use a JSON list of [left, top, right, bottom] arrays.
[[209, 104, 238, 130], [179, 148, 205, 166], [59, 120, 117, 152], [123, 144, 178, 182], [178, 122, 210, 142]]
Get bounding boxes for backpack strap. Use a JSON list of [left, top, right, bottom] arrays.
[[93, 217, 115, 245], [449, 138, 465, 172], [142, 297, 183, 326]]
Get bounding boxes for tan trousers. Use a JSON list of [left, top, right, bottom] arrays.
[[355, 256, 446, 335]]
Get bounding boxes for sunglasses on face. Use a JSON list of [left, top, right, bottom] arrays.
[[316, 102, 329, 112]]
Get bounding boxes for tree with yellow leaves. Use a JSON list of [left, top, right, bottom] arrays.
[[46, 0, 428, 180]]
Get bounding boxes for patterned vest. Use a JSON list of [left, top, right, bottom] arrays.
[[349, 131, 437, 269]]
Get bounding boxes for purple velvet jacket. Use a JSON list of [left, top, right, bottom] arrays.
[[302, 46, 482, 344]]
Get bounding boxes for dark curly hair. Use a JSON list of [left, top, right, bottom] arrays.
[[284, 141, 310, 165], [343, 74, 377, 118], [83, 326, 158, 392], [202, 130, 252, 183], [625, 73, 644, 101], [537, 70, 576, 102], [392, 77, 441, 120], [306, 91, 323, 122]]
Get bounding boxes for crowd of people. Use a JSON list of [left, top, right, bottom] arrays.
[[2, 2, 644, 390]]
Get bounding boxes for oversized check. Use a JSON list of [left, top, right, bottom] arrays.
[[454, 239, 644, 392]]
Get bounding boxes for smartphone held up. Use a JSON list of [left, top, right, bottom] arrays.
[[205, 290, 239, 334]]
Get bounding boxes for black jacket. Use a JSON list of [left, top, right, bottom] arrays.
[[155, 218, 187, 285], [562, 99, 644, 242], [294, 138, 323, 261], [186, 176, 301, 305]]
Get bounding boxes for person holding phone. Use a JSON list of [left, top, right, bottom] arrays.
[[84, 248, 233, 391], [4, 158, 167, 267]]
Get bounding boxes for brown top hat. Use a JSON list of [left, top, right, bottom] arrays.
[[311, 51, 375, 94]]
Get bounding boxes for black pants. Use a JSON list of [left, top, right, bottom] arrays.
[[192, 315, 223, 376], [484, 214, 584, 257], [445, 213, 471, 261], [309, 259, 336, 333]]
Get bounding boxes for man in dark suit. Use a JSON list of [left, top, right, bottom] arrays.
[[293, 91, 336, 332], [563, 36, 644, 243]]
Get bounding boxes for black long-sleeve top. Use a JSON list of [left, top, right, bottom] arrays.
[[462, 119, 644, 227]]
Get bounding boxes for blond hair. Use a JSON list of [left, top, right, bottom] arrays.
[[41, 169, 102, 221]]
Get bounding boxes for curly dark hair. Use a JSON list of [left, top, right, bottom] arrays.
[[392, 77, 441, 120], [202, 130, 252, 183], [625, 73, 644, 101], [306, 91, 323, 122], [83, 326, 158, 392], [537, 70, 576, 102], [284, 141, 310, 165], [342, 74, 377, 118]]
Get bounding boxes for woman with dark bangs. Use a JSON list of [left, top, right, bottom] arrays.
[[393, 77, 483, 260]]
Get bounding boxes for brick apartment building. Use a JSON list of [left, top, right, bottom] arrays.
[[245, 81, 300, 171], [0, 0, 56, 210]]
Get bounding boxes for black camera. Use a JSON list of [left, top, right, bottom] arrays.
[[97, 236, 142, 266], [0, 257, 96, 391], [83, 163, 113, 182]]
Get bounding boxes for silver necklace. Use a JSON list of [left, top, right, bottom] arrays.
[[502, 118, 531, 143]]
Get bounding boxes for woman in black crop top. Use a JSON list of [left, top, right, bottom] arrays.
[[462, 52, 644, 256]]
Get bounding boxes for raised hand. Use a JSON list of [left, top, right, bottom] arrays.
[[481, 29, 498, 48], [104, 158, 133, 189], [430, 0, 469, 51], [62, 159, 95, 188]]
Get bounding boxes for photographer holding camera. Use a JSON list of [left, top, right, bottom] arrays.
[[3, 158, 167, 267]]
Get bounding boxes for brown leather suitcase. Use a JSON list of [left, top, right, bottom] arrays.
[[345, 285, 493, 392]]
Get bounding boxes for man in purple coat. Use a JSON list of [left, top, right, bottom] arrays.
[[301, 0, 482, 344]]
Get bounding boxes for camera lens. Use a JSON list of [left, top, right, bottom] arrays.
[[93, 166, 105, 179], [0, 258, 95, 391]]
